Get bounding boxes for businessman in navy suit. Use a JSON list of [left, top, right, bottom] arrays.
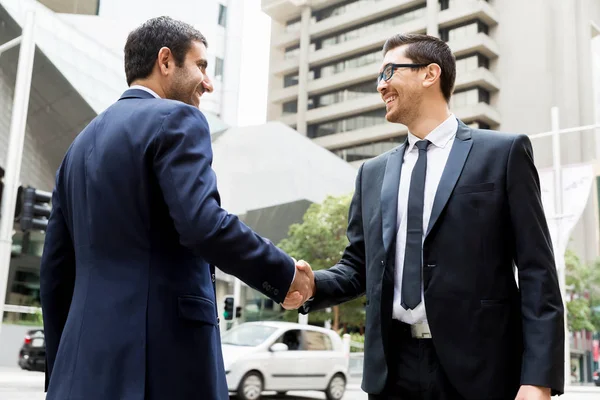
[[293, 34, 564, 400], [39, 16, 312, 400]]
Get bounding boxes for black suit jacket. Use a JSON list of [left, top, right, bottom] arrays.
[[301, 120, 564, 399]]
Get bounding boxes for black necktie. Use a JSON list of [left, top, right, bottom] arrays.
[[401, 139, 430, 310]]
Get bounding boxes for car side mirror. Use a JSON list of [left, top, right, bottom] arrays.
[[270, 343, 289, 352]]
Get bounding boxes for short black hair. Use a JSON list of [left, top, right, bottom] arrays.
[[124, 16, 208, 86], [382, 33, 456, 102]]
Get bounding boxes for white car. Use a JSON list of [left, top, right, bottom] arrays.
[[221, 321, 348, 400]]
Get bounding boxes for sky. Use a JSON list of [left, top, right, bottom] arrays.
[[237, 0, 272, 127]]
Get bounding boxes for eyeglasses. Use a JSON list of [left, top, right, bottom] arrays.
[[377, 62, 429, 84]]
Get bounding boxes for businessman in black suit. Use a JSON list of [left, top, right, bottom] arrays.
[[293, 33, 564, 400]]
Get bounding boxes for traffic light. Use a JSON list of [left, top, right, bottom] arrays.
[[20, 186, 52, 232], [223, 296, 234, 320], [235, 306, 242, 319]]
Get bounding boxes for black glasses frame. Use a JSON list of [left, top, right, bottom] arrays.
[[377, 62, 430, 84]]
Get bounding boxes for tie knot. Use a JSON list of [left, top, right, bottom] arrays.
[[415, 140, 430, 151]]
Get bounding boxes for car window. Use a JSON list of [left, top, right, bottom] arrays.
[[221, 324, 278, 346], [303, 330, 333, 351], [274, 329, 302, 351]]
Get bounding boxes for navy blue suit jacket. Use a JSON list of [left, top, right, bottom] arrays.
[[39, 89, 295, 400]]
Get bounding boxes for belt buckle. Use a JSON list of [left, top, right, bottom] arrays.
[[410, 323, 432, 339]]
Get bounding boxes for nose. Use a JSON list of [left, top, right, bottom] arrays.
[[202, 74, 214, 93], [377, 78, 387, 95]]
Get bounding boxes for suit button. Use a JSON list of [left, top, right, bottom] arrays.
[[217, 317, 220, 323]]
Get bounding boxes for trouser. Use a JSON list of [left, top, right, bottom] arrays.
[[368, 319, 464, 400]]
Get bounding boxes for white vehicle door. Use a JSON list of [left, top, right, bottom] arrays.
[[262, 329, 305, 391], [295, 329, 337, 390]]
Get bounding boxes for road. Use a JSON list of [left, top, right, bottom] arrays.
[[1, 367, 599, 400], [0, 367, 368, 400]]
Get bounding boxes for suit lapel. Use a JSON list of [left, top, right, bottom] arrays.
[[381, 141, 407, 255], [425, 122, 473, 237]]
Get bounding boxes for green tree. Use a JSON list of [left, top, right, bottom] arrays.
[[565, 249, 600, 333], [278, 193, 366, 331]]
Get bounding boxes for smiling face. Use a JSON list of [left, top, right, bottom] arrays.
[[166, 40, 214, 108], [377, 45, 426, 126]]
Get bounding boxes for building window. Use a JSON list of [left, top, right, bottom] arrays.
[[450, 87, 490, 108], [311, 80, 378, 109], [218, 4, 227, 27], [284, 45, 300, 60], [467, 121, 491, 130], [315, 5, 426, 51], [334, 135, 407, 162], [284, 73, 298, 88], [307, 108, 386, 138], [314, 0, 383, 22], [282, 100, 298, 115], [285, 17, 301, 33], [455, 53, 490, 75], [215, 57, 224, 81], [440, 20, 489, 42], [312, 48, 380, 80]]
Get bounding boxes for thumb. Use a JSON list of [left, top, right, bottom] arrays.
[[296, 260, 310, 270]]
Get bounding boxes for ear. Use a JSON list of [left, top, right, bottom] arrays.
[[157, 47, 172, 76], [422, 63, 442, 89]]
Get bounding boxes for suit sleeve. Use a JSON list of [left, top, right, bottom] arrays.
[[39, 180, 76, 391], [507, 134, 565, 395], [152, 105, 295, 303], [300, 164, 367, 314]]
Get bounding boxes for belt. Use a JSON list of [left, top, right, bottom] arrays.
[[392, 319, 433, 339], [410, 322, 432, 339]]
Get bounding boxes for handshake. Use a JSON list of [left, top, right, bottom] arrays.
[[282, 260, 315, 310]]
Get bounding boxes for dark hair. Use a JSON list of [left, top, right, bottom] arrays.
[[382, 33, 456, 102], [124, 16, 208, 85]]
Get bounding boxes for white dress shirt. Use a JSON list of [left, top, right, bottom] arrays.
[[130, 85, 161, 99], [392, 114, 458, 324]]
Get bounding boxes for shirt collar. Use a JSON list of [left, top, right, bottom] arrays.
[[129, 85, 161, 99], [406, 114, 458, 152]]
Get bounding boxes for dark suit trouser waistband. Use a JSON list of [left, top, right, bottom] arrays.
[[369, 320, 464, 400]]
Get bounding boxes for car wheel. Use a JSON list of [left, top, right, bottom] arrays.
[[325, 373, 346, 400], [237, 371, 263, 400], [276, 391, 287, 396]]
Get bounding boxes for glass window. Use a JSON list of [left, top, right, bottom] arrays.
[[315, 6, 425, 51], [334, 135, 407, 161], [285, 45, 300, 60], [441, 21, 489, 42], [312, 80, 377, 109], [303, 331, 333, 351], [284, 73, 298, 88], [467, 121, 491, 129], [314, 0, 388, 22], [314, 48, 380, 80], [450, 88, 490, 108], [221, 324, 278, 347], [215, 57, 224, 81], [285, 17, 301, 33], [307, 108, 387, 138], [274, 329, 302, 351], [218, 4, 227, 27], [282, 100, 297, 114]]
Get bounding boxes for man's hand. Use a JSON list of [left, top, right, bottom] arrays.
[[281, 260, 315, 310], [515, 385, 551, 400]]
